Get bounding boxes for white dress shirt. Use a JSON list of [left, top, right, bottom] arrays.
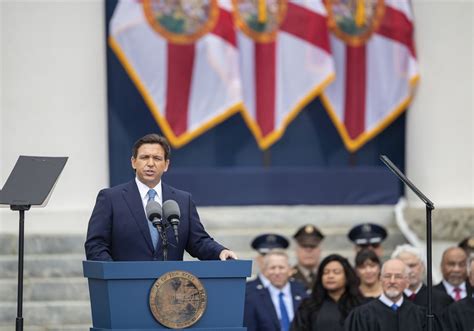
[[267, 282, 295, 321], [442, 279, 467, 300], [379, 293, 404, 309], [135, 177, 163, 209]]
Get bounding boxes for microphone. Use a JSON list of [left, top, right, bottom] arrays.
[[146, 200, 163, 231], [163, 200, 180, 243]]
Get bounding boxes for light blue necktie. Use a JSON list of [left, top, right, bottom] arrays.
[[147, 189, 159, 250], [278, 292, 290, 331], [391, 303, 398, 311]]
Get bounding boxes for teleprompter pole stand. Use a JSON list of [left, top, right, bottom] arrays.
[[0, 155, 68, 331], [11, 205, 31, 331], [380, 155, 435, 331]]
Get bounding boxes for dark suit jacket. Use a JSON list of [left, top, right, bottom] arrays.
[[404, 284, 453, 314], [84, 180, 225, 261], [244, 280, 308, 331], [434, 280, 473, 301]]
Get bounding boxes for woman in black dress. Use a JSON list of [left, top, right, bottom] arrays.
[[291, 254, 365, 331], [355, 249, 382, 298]]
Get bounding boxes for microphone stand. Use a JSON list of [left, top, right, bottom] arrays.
[[380, 155, 435, 331], [158, 221, 169, 261]]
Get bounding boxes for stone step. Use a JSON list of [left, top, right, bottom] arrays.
[[0, 255, 84, 279], [0, 278, 88, 302], [0, 301, 91, 326], [0, 234, 85, 255], [0, 227, 405, 257]]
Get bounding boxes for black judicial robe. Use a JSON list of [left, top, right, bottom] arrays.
[[344, 299, 443, 331], [291, 298, 344, 331], [443, 296, 474, 330], [404, 284, 453, 314]]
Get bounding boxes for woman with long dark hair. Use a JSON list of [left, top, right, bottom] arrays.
[[291, 254, 365, 331], [355, 249, 382, 298]]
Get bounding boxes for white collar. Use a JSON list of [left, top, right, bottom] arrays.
[[135, 177, 162, 202], [404, 282, 423, 296], [268, 282, 291, 297], [442, 279, 466, 294], [258, 274, 271, 288], [379, 293, 404, 308]]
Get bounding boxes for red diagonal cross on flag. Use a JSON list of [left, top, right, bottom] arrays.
[[109, 0, 242, 148], [237, 0, 335, 149], [322, 0, 419, 152]]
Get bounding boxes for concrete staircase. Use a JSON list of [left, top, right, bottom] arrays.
[[0, 205, 405, 330]]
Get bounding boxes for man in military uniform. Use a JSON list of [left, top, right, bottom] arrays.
[[348, 222, 387, 258], [291, 224, 324, 290], [247, 233, 289, 291]]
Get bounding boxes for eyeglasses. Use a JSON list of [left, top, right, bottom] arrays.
[[381, 273, 406, 280]]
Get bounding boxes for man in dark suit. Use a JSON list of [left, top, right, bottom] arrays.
[[85, 133, 236, 261], [434, 246, 472, 301], [244, 250, 308, 331], [391, 244, 453, 314]]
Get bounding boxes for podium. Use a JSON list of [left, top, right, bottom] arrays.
[[83, 260, 252, 331]]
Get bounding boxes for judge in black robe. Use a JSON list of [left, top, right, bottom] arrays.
[[443, 295, 474, 330], [404, 283, 453, 314], [291, 254, 365, 331], [345, 297, 430, 331], [345, 258, 445, 331]]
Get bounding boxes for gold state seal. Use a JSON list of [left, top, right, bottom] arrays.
[[149, 270, 207, 329]]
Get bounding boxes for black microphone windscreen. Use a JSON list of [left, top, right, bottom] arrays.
[[163, 200, 180, 220], [146, 200, 162, 221]]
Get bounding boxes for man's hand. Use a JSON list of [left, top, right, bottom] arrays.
[[219, 249, 238, 260]]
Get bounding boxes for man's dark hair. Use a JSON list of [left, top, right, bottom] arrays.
[[132, 134, 171, 160]]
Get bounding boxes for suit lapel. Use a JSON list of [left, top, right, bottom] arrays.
[[161, 182, 175, 204], [258, 288, 280, 330], [291, 283, 304, 313], [122, 180, 154, 252]]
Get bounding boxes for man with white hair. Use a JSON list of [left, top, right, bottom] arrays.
[[391, 244, 453, 313], [444, 254, 474, 329], [345, 259, 439, 331]]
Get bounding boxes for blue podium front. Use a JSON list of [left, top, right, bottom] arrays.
[[83, 260, 252, 331]]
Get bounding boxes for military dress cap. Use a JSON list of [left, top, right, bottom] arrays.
[[348, 223, 387, 245], [251, 233, 289, 254], [293, 224, 325, 247], [458, 236, 474, 251]]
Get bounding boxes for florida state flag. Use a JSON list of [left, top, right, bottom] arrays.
[[109, 0, 242, 148], [322, 0, 419, 152], [234, 0, 335, 149]]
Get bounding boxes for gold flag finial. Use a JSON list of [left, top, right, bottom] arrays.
[[258, 0, 267, 23], [355, 0, 366, 27]]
